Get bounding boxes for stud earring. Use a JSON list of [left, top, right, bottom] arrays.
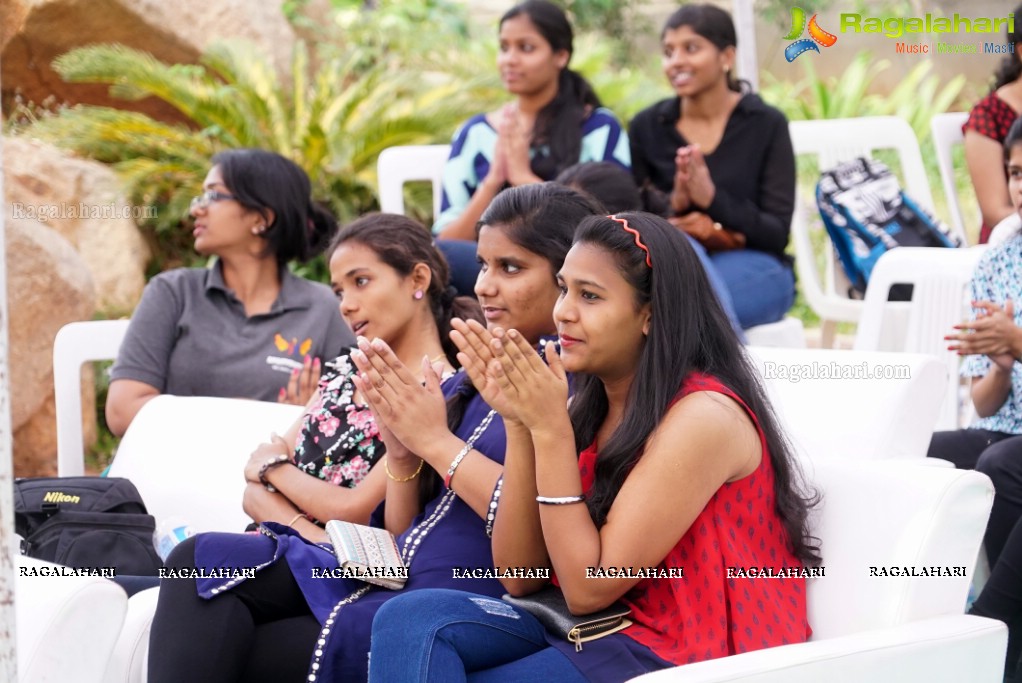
[[724, 65, 731, 74], [413, 290, 424, 300], [252, 225, 266, 235]]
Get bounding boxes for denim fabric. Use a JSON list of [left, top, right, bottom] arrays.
[[682, 235, 745, 341], [708, 249, 795, 329], [369, 589, 588, 683]]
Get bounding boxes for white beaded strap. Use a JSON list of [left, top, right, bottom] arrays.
[[484, 475, 504, 538], [444, 409, 497, 489]]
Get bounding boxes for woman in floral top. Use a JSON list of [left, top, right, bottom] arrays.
[[240, 213, 481, 536]]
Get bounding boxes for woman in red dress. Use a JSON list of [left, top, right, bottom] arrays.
[[366, 211, 820, 682]]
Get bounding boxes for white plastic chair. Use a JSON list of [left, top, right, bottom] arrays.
[[743, 317, 806, 348], [853, 246, 988, 430], [931, 112, 970, 241], [376, 144, 451, 218], [789, 116, 956, 348], [54, 319, 131, 476]]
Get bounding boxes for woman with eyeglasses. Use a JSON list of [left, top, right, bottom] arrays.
[[106, 149, 354, 436]]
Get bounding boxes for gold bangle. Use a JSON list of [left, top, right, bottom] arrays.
[[287, 513, 305, 528], [386, 457, 424, 482]]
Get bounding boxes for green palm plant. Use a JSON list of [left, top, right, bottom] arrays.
[[760, 51, 965, 140], [21, 39, 479, 266]]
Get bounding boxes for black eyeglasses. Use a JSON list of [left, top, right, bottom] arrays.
[[190, 190, 235, 211]]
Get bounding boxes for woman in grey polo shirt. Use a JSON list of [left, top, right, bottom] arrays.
[[107, 149, 354, 436]]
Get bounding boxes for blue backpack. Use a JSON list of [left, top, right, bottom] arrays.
[[816, 158, 962, 296]]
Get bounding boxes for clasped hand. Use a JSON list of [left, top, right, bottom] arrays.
[[486, 104, 538, 189], [670, 144, 716, 214], [946, 300, 1021, 370], [349, 336, 446, 462], [453, 319, 568, 431]]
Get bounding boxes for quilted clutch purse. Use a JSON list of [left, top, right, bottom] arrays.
[[502, 585, 632, 651]]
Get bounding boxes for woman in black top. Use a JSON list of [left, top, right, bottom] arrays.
[[629, 4, 796, 329]]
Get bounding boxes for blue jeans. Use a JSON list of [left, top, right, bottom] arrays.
[[369, 589, 588, 683], [435, 239, 482, 298], [709, 249, 795, 329], [683, 235, 745, 340]]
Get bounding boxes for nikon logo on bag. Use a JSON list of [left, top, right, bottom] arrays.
[[42, 491, 80, 504]]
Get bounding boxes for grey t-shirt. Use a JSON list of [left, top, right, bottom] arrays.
[[110, 261, 354, 402]]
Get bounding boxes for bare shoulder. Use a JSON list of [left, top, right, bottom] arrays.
[[644, 390, 761, 480]]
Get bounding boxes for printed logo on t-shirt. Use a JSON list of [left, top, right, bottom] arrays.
[[266, 333, 314, 373]]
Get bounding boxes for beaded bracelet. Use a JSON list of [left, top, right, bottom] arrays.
[[444, 409, 498, 490], [259, 453, 291, 493], [484, 475, 504, 538], [444, 442, 471, 489]]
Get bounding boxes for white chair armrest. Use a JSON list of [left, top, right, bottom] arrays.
[[627, 615, 1006, 683], [102, 586, 159, 683], [16, 556, 128, 683]]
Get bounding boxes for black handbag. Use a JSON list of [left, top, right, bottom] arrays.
[[14, 476, 163, 575], [503, 585, 632, 651]]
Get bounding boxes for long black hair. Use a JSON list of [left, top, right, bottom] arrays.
[[329, 213, 482, 367], [500, 1, 602, 179], [663, 4, 748, 94], [993, 4, 1022, 89], [212, 149, 335, 264], [569, 212, 821, 565]]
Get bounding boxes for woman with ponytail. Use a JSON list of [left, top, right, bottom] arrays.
[[107, 149, 354, 435], [963, 2, 1022, 243], [433, 0, 630, 293], [240, 212, 481, 532], [147, 185, 603, 683]]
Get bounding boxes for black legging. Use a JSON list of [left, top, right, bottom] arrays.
[[971, 515, 1022, 681], [147, 536, 321, 683], [927, 429, 1022, 566]]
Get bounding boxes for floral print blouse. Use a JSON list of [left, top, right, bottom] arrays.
[[294, 349, 383, 488]]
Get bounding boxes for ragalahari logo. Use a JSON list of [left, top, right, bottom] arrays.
[[784, 7, 838, 61]]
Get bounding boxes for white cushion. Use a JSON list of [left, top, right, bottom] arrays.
[[747, 347, 946, 461], [16, 556, 127, 683], [102, 587, 159, 683]]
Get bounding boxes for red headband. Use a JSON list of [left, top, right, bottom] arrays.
[[607, 215, 652, 268]]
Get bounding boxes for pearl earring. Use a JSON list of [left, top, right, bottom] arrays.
[[414, 290, 424, 300], [252, 225, 266, 235]]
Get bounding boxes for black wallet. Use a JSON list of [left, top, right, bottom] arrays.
[[502, 585, 633, 651]]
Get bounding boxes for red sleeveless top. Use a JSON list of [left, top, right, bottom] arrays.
[[578, 372, 812, 665]]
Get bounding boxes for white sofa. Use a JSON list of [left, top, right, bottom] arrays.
[[113, 458, 1002, 683], [748, 346, 947, 461], [629, 460, 1004, 682], [79, 348, 994, 682], [15, 555, 127, 683]]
